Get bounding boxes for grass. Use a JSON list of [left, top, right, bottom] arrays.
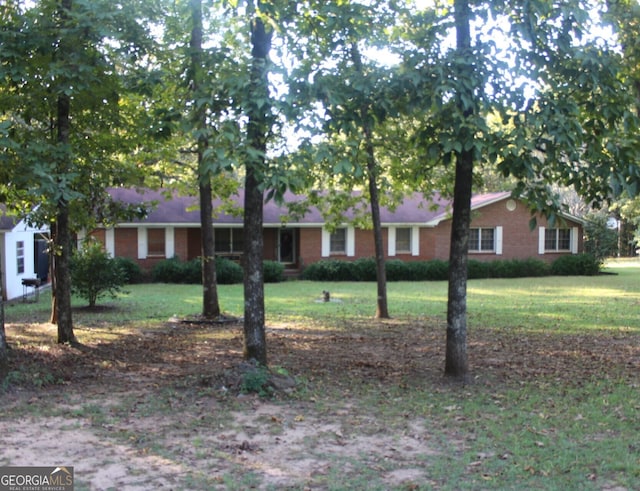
[[5, 260, 638, 332], [2, 260, 639, 489]]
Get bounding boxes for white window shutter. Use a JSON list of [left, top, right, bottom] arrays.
[[138, 228, 146, 259], [166, 227, 175, 258], [347, 226, 355, 257], [495, 226, 503, 255], [538, 227, 545, 255], [571, 227, 579, 254], [411, 226, 420, 256], [388, 227, 396, 257], [105, 228, 115, 257], [321, 228, 330, 257]]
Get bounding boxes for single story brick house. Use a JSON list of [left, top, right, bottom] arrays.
[[88, 188, 584, 275], [1, 206, 49, 301]]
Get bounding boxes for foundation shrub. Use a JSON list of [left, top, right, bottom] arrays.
[[263, 260, 285, 283], [301, 259, 354, 281], [352, 257, 377, 281], [113, 257, 143, 284], [551, 253, 601, 276], [152, 257, 243, 284]]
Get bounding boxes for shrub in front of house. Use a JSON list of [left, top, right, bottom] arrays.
[[300, 259, 354, 281], [406, 260, 449, 281], [71, 240, 127, 307], [550, 253, 601, 276], [215, 257, 244, 284], [486, 258, 550, 278], [512, 258, 550, 277], [467, 260, 491, 279], [386, 259, 410, 281], [183, 258, 202, 283], [302, 257, 560, 281], [263, 260, 285, 283], [152, 257, 243, 284], [113, 257, 143, 284], [152, 257, 189, 283], [352, 257, 377, 281]]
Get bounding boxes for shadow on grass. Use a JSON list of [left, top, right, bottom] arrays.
[[3, 312, 639, 397]]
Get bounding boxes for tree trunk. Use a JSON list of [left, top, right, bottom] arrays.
[[445, 0, 473, 380], [243, 169, 267, 364], [200, 181, 220, 318], [364, 125, 389, 319], [53, 200, 76, 344], [243, 14, 272, 365], [53, 0, 76, 343], [352, 44, 389, 319], [190, 0, 221, 319], [0, 257, 8, 366], [445, 150, 472, 380]]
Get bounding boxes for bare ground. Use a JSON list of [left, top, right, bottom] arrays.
[[1, 315, 639, 490]]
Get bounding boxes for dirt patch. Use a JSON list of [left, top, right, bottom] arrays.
[[1, 316, 639, 489], [3, 416, 185, 490]]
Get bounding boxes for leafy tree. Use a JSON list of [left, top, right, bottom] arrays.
[[242, 2, 273, 364], [285, 2, 416, 319], [188, 0, 221, 319], [71, 240, 127, 308], [604, 0, 640, 255], [584, 210, 619, 261], [0, 0, 155, 343], [611, 193, 640, 255], [441, 0, 475, 380], [151, 1, 251, 320], [394, 0, 640, 379]]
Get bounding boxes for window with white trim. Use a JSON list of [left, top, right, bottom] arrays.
[[395, 227, 412, 253], [469, 228, 495, 252], [16, 241, 25, 274], [147, 229, 166, 257], [330, 228, 347, 254], [545, 228, 571, 251], [215, 228, 244, 253]]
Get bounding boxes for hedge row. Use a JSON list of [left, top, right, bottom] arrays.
[[149, 257, 285, 284], [118, 253, 600, 285], [301, 254, 601, 282]]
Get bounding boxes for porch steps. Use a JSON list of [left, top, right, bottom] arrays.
[[283, 268, 301, 279]]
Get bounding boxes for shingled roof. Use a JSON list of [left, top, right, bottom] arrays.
[[0, 205, 18, 231], [107, 188, 515, 226]]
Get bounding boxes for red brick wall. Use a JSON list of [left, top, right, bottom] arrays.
[[432, 199, 583, 262], [263, 229, 278, 261], [299, 228, 322, 267], [96, 198, 583, 273], [354, 228, 379, 258], [187, 228, 201, 260], [174, 228, 188, 260]]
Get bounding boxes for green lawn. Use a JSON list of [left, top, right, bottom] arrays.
[[8, 260, 636, 331], [2, 260, 639, 490]]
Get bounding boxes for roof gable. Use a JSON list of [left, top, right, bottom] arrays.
[[425, 191, 512, 226]]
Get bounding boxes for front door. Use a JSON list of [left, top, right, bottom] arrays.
[[278, 228, 295, 264]]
